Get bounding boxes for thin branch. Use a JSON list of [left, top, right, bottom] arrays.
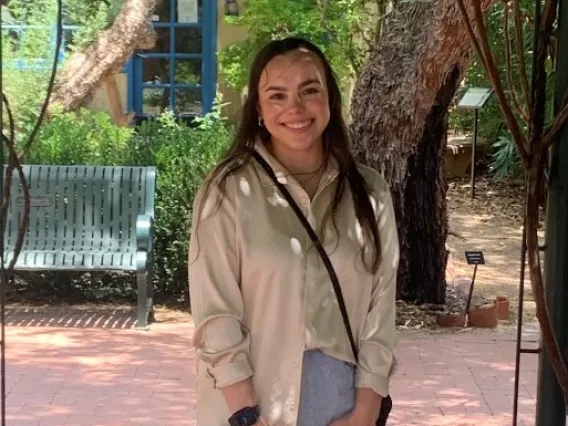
[[541, 0, 559, 32], [526, 165, 568, 405], [456, 0, 529, 164], [543, 88, 568, 149], [348, 31, 362, 77], [318, 0, 331, 25], [512, 0, 531, 109], [504, 4, 529, 122], [0, 135, 31, 272], [528, 0, 558, 152]]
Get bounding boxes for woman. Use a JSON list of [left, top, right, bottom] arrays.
[[189, 37, 399, 426]]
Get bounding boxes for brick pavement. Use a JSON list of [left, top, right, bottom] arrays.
[[2, 312, 541, 426]]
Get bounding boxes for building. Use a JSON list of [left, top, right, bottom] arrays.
[[86, 0, 247, 124]]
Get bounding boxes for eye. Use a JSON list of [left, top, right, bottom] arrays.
[[269, 93, 285, 100], [303, 87, 319, 95]]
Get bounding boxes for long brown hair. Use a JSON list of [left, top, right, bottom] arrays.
[[200, 37, 382, 272]]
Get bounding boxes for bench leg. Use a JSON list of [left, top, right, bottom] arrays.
[[136, 269, 153, 329]]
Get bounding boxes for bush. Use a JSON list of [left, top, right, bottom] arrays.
[[16, 105, 231, 304], [26, 107, 134, 165], [489, 133, 523, 178], [129, 110, 231, 301]]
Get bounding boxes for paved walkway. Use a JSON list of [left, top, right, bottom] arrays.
[[2, 310, 540, 426]]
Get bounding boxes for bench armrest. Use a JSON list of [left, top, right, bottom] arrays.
[[136, 214, 154, 253]]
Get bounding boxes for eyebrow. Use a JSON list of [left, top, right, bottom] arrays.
[[265, 79, 322, 92]]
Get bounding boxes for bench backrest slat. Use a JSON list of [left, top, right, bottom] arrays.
[[5, 165, 156, 254]]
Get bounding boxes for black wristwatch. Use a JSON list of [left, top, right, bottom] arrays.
[[228, 405, 261, 426]]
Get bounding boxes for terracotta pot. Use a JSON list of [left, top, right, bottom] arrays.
[[436, 312, 466, 327], [494, 296, 510, 320], [469, 303, 498, 328]]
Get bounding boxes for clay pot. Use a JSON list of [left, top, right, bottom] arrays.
[[436, 312, 466, 327], [468, 303, 498, 328], [494, 296, 510, 320]]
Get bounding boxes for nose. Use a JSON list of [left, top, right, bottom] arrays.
[[289, 93, 305, 111]]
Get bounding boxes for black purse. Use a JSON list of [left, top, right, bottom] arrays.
[[250, 150, 392, 426]]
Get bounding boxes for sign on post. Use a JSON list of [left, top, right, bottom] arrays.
[[464, 250, 485, 325], [465, 250, 485, 265]]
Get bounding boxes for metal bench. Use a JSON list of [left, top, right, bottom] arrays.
[[3, 165, 156, 328]]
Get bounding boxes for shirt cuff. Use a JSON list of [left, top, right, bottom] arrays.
[[208, 360, 254, 388], [355, 372, 390, 397]]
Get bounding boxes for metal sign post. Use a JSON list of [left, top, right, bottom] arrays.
[[456, 87, 493, 199]]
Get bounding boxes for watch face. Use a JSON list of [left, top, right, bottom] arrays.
[[229, 406, 260, 426]]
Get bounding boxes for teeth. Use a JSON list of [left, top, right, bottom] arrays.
[[285, 120, 312, 129]]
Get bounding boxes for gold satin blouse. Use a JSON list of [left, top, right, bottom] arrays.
[[189, 142, 399, 426]]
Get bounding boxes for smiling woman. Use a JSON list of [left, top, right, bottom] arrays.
[[188, 37, 398, 426]]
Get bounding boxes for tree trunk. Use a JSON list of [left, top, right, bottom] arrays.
[[350, 0, 492, 303], [48, 0, 158, 113]]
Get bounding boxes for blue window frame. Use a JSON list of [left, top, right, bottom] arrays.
[[128, 0, 217, 120], [0, 24, 80, 71]]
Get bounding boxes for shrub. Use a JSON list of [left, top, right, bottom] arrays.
[[489, 133, 524, 178], [25, 107, 134, 165], [128, 109, 231, 300]]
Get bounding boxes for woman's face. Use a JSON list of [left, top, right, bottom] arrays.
[[257, 48, 330, 155]]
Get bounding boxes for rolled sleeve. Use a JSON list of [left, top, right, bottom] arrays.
[[189, 177, 253, 389], [356, 183, 399, 397], [208, 360, 254, 388]]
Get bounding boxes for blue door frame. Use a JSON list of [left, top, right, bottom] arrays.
[[128, 0, 217, 119]]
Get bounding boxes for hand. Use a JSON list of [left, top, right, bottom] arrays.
[[254, 417, 269, 426], [327, 414, 352, 426], [328, 411, 375, 426]]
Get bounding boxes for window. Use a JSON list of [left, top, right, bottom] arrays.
[[128, 0, 217, 120]]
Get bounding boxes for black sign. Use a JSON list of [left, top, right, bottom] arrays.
[[465, 250, 485, 265]]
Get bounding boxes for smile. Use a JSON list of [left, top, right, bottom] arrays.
[[281, 119, 314, 130]]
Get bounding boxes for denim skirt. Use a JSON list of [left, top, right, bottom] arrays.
[[296, 349, 356, 426]]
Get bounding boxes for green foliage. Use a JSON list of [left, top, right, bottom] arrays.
[[25, 107, 135, 165], [450, 0, 543, 177], [128, 106, 231, 300], [2, 0, 121, 143], [5, 0, 120, 50], [489, 134, 524, 178], [218, 0, 371, 93]]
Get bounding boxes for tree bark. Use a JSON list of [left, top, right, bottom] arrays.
[[350, 0, 492, 303], [48, 0, 158, 113]]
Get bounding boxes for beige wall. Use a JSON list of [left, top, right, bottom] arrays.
[[84, 73, 128, 118], [216, 0, 248, 122]]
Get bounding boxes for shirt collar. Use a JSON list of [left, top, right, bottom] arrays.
[[252, 139, 340, 188]]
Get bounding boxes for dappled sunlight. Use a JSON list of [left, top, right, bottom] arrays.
[[5, 321, 196, 425], [388, 329, 538, 425], [2, 316, 539, 425]]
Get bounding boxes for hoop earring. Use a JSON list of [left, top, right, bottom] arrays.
[[258, 117, 264, 127]]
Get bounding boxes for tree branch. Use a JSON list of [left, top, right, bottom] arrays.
[[504, 4, 529, 122], [543, 87, 568, 149], [456, 0, 529, 164], [529, 0, 558, 154], [512, 0, 531, 109], [48, 0, 157, 113]]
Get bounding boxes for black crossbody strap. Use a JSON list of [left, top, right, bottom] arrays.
[[250, 150, 359, 361]]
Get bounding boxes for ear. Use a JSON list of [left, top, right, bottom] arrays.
[[256, 102, 262, 121]]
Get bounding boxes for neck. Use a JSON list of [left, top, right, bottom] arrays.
[[267, 139, 324, 175]]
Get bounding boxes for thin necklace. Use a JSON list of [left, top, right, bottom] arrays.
[[287, 162, 325, 177]]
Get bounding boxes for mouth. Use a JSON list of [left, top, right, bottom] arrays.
[[280, 119, 314, 131]]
